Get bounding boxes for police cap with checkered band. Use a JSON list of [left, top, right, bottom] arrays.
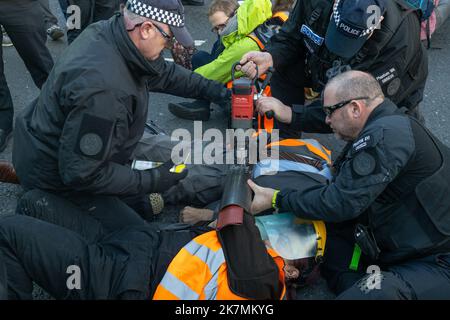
[[126, 0, 193, 47], [325, 0, 387, 59]]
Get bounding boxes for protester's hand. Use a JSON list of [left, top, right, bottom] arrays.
[[149, 160, 188, 193], [247, 179, 276, 214], [256, 96, 293, 124], [238, 51, 273, 79]]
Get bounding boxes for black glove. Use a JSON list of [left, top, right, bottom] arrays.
[[148, 160, 188, 193]]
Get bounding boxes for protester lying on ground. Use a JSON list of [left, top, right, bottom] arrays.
[[0, 188, 297, 300], [248, 70, 450, 299], [238, 0, 429, 138], [12, 0, 231, 222], [169, 0, 293, 121]]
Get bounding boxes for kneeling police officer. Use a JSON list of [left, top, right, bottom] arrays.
[[249, 70, 450, 299], [12, 0, 230, 220]]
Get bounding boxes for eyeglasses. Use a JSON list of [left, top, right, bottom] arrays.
[[322, 96, 370, 117], [153, 23, 175, 46], [210, 13, 234, 34], [211, 23, 228, 33], [127, 22, 175, 47]]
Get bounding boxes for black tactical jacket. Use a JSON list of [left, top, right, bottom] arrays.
[[267, 0, 428, 133], [13, 14, 227, 196], [276, 99, 450, 264]]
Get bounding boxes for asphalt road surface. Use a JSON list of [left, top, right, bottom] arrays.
[[1, 0, 449, 300]]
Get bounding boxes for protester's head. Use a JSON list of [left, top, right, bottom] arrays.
[[325, 0, 386, 58], [123, 0, 193, 60], [208, 0, 239, 34], [323, 70, 385, 141], [271, 0, 295, 13]]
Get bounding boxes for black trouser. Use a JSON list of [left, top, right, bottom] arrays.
[[321, 222, 450, 299], [0, 0, 53, 131], [16, 189, 147, 241], [66, 0, 121, 43], [0, 190, 157, 300]]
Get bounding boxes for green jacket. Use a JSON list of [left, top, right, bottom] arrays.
[[194, 0, 272, 84]]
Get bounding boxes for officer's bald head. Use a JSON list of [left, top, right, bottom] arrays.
[[325, 70, 384, 105], [323, 71, 385, 141]]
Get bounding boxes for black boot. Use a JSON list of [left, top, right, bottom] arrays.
[[168, 100, 211, 121], [0, 128, 12, 153]]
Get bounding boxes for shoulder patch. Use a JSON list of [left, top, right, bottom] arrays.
[[75, 113, 114, 160], [352, 134, 374, 153], [79, 133, 103, 156], [352, 152, 377, 177]]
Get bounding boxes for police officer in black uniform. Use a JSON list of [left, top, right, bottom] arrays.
[[248, 70, 450, 299], [0, 0, 54, 153], [12, 0, 230, 221], [239, 0, 428, 137]]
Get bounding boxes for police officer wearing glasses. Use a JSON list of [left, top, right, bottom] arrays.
[[12, 0, 229, 221], [248, 70, 450, 299], [239, 0, 428, 138]]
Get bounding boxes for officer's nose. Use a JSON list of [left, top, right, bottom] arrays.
[[325, 115, 331, 125]]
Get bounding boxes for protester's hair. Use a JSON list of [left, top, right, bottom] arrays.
[[272, 0, 295, 12], [208, 0, 239, 18], [326, 70, 385, 105]]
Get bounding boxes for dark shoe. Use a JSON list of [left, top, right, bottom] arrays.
[[168, 100, 211, 121], [0, 128, 12, 153], [182, 0, 205, 6], [47, 25, 64, 41], [0, 161, 19, 184]]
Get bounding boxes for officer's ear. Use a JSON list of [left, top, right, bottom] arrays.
[[350, 100, 364, 119], [139, 21, 154, 40]]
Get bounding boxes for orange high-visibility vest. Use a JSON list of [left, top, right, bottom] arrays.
[[153, 231, 286, 300]]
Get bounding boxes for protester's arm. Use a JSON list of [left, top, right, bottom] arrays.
[[58, 87, 179, 195], [194, 38, 260, 84], [147, 56, 229, 104]]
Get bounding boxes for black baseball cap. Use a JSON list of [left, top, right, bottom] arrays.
[[126, 0, 194, 47], [325, 0, 386, 59]]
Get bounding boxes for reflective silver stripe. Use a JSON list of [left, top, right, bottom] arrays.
[[158, 271, 199, 300], [203, 270, 220, 300], [184, 240, 225, 275]]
